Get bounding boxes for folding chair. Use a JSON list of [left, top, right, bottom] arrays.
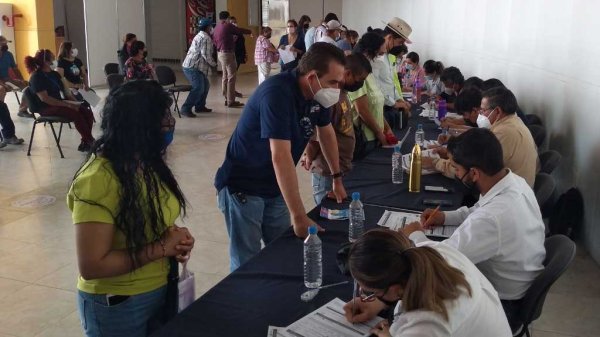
[[155, 65, 192, 118]]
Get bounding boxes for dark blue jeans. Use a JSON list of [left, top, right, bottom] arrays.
[[182, 67, 210, 113], [0, 102, 15, 139]]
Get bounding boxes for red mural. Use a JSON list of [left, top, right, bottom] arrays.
[[186, 0, 216, 47]]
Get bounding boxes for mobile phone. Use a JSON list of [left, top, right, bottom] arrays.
[[106, 294, 130, 306], [423, 199, 453, 207]]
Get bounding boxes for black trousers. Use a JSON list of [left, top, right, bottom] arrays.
[[502, 298, 524, 333], [0, 102, 15, 139]]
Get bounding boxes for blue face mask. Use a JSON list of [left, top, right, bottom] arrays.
[[425, 75, 433, 81], [162, 130, 174, 150], [406, 64, 414, 71]]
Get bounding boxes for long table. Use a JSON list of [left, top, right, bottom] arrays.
[[152, 115, 464, 337]]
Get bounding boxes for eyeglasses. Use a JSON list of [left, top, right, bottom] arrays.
[[359, 286, 389, 302], [479, 106, 495, 115]]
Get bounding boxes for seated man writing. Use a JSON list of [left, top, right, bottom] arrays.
[[402, 128, 546, 334]]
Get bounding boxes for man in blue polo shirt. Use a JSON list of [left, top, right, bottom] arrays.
[[215, 43, 348, 271], [0, 36, 30, 117]]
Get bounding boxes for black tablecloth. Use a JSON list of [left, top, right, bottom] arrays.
[[344, 116, 464, 211], [152, 114, 465, 337], [152, 206, 392, 337]]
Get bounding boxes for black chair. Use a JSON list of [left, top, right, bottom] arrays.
[[528, 124, 546, 148], [539, 150, 562, 174], [23, 87, 73, 158], [104, 63, 120, 76], [515, 235, 576, 337], [106, 74, 125, 90], [155, 65, 192, 118], [525, 114, 543, 126], [533, 173, 555, 209]]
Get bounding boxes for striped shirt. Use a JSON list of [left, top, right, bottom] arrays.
[[182, 31, 217, 74]]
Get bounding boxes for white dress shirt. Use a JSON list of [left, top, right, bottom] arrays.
[[390, 241, 512, 337], [371, 53, 402, 107], [410, 170, 546, 300]]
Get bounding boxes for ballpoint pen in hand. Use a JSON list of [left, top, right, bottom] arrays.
[[423, 205, 441, 228], [352, 279, 357, 323]]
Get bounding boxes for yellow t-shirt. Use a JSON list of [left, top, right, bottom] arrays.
[[347, 73, 385, 141], [67, 155, 181, 295]]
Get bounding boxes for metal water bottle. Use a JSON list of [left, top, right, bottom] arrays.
[[409, 143, 422, 193]]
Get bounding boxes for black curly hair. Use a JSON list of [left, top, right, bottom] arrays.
[[72, 80, 186, 269]]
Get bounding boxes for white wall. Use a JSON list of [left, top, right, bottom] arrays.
[[54, 0, 88, 66], [83, 0, 146, 86], [145, 0, 186, 62], [344, 0, 600, 263], [290, 0, 342, 24]]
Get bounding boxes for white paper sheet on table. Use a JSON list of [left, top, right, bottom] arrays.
[[402, 148, 440, 175], [283, 298, 385, 337], [378, 210, 457, 238], [444, 112, 461, 119], [402, 92, 412, 99], [279, 46, 296, 64], [267, 326, 293, 337]]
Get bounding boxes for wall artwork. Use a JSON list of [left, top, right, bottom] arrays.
[[186, 0, 216, 47]]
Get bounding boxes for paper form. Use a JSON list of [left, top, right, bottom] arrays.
[[402, 149, 440, 175], [284, 298, 385, 337], [279, 46, 296, 64], [378, 210, 457, 238], [267, 326, 293, 337]]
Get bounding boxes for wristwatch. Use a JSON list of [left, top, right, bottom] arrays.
[[331, 172, 344, 179]]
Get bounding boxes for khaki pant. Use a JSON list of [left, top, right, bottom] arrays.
[[217, 52, 237, 104]]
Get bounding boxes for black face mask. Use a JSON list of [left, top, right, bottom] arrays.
[[0, 45, 8, 52], [464, 119, 478, 128], [344, 80, 365, 92], [389, 46, 404, 57], [303, 24, 310, 30], [456, 170, 480, 195], [376, 295, 399, 307], [143, 51, 148, 58]]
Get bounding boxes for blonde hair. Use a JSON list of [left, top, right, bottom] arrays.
[[349, 229, 472, 321]]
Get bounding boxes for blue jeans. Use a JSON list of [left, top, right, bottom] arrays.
[[182, 67, 210, 112], [77, 286, 167, 337], [217, 187, 291, 271], [312, 172, 333, 205]]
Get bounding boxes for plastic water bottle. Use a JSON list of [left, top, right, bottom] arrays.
[[304, 225, 322, 288], [412, 79, 421, 103], [429, 96, 436, 120], [349, 192, 365, 242], [392, 145, 403, 184], [415, 124, 425, 147]]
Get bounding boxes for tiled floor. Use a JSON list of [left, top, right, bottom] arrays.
[[0, 70, 598, 337]]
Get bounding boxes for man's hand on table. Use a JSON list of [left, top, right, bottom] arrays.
[[292, 214, 324, 238], [402, 221, 424, 236], [420, 208, 446, 229], [432, 146, 448, 159], [421, 156, 435, 170], [331, 177, 347, 202]]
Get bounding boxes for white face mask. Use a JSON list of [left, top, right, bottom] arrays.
[[71, 48, 78, 57], [444, 87, 454, 95], [310, 75, 340, 108], [477, 113, 492, 129], [51, 60, 58, 69]]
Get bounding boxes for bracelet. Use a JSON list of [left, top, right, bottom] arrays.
[[331, 172, 344, 179], [158, 239, 167, 258]]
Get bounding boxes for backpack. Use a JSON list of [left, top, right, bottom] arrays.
[[548, 187, 584, 238]]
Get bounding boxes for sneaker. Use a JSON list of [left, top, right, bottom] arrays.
[[0, 141, 6, 149], [181, 111, 197, 118], [227, 101, 244, 108], [235, 91, 243, 98], [195, 107, 212, 113], [4, 136, 24, 145], [17, 110, 34, 118]]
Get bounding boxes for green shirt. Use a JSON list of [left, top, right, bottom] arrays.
[[67, 155, 181, 295], [347, 73, 385, 141], [389, 54, 404, 100]]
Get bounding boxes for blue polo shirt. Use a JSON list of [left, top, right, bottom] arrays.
[[0, 51, 16, 79], [214, 69, 331, 198]]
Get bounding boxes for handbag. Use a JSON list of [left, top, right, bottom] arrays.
[[178, 262, 196, 312], [352, 118, 369, 161]]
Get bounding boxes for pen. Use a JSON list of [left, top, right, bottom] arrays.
[[352, 280, 357, 323], [423, 205, 441, 228]]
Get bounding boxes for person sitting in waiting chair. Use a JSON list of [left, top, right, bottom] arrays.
[[56, 41, 91, 101], [125, 41, 155, 81], [25, 49, 95, 152], [402, 128, 546, 334], [0, 35, 30, 118]]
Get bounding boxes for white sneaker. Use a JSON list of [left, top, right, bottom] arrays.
[[0, 141, 6, 149]]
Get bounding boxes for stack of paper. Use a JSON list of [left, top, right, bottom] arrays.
[[402, 149, 440, 175], [378, 210, 457, 238], [267, 298, 385, 337]]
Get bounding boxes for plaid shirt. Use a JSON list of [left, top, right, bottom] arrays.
[[182, 31, 217, 74], [254, 36, 276, 64]]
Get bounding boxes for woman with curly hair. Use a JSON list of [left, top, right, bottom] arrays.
[[68, 80, 195, 336]]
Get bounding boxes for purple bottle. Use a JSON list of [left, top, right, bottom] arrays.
[[438, 99, 447, 120]]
